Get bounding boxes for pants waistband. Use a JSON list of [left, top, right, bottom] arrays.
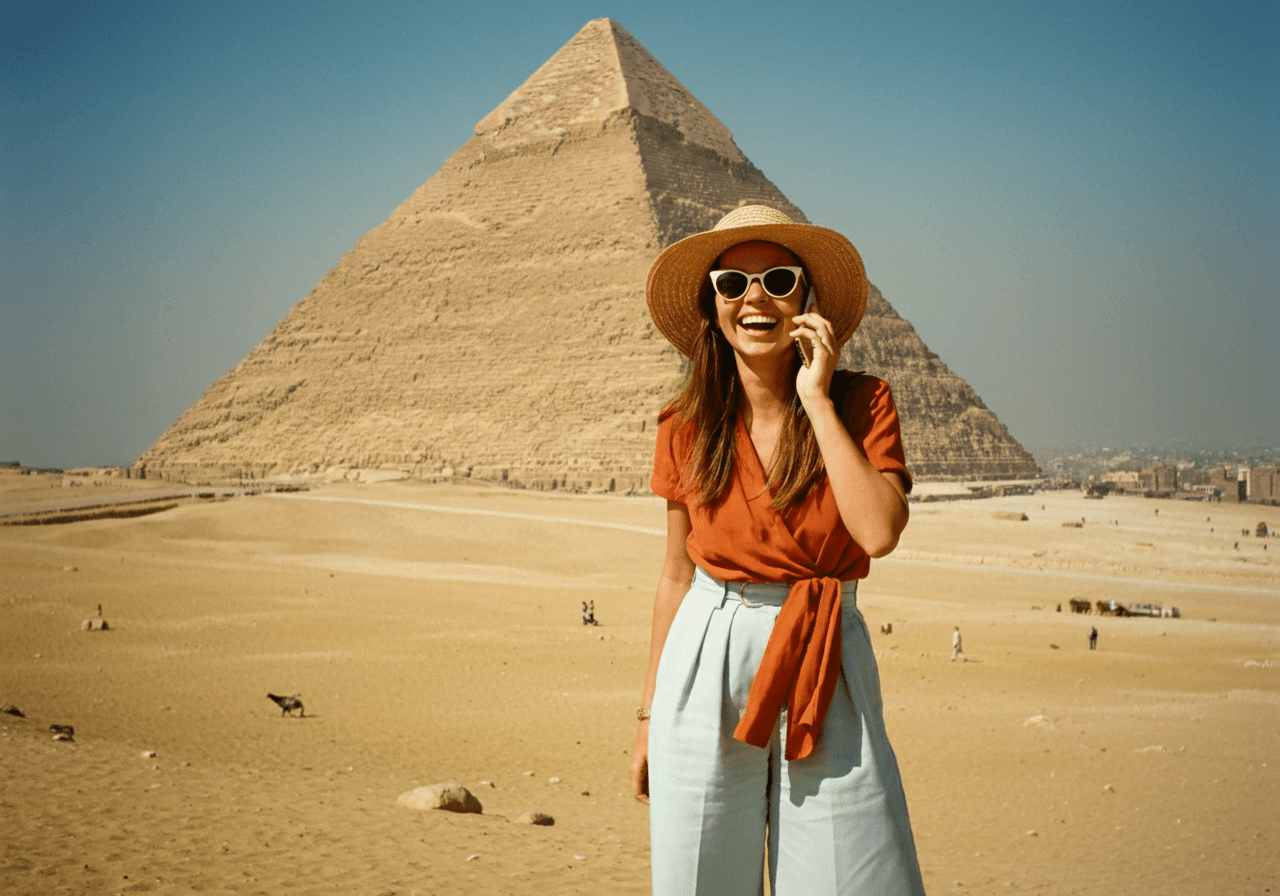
[[694, 567, 857, 608]]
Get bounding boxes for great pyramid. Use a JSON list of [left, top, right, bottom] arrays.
[[135, 18, 1038, 489]]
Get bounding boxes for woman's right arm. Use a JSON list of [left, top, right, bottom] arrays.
[[630, 500, 695, 804]]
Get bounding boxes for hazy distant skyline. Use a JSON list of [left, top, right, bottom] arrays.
[[3, 1, 1276, 470]]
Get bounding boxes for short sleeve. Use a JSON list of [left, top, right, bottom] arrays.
[[840, 374, 913, 494], [651, 412, 691, 503]]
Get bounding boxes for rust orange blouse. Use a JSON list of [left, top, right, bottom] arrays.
[[650, 371, 911, 760]]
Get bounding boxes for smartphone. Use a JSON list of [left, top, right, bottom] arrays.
[[795, 287, 816, 367]]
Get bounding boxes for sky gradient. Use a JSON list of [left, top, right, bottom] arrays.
[[3, 0, 1276, 470]]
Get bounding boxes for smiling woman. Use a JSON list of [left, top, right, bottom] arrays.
[[709, 243, 805, 363], [633, 205, 924, 895]]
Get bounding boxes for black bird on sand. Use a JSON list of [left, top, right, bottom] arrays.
[[267, 693, 305, 717]]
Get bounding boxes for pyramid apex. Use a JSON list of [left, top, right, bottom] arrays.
[[476, 19, 743, 162]]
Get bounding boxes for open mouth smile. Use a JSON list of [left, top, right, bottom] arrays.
[[740, 314, 779, 332]]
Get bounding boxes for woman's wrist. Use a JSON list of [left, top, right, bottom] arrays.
[[798, 389, 836, 422]]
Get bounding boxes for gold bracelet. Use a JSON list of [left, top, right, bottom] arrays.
[[636, 706, 651, 721]]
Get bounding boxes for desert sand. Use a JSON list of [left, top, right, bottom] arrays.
[[2, 470, 1277, 895]]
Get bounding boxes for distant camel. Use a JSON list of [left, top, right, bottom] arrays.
[[267, 693, 305, 717]]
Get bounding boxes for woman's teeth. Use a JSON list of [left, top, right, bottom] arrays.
[[741, 315, 778, 331]]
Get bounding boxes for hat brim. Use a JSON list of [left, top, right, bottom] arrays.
[[646, 222, 867, 358]]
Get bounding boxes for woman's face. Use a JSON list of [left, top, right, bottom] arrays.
[[712, 241, 805, 363]]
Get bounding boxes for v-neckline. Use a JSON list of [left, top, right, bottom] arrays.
[[736, 416, 773, 500]]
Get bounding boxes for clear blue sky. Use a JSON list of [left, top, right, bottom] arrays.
[[3, 0, 1276, 469]]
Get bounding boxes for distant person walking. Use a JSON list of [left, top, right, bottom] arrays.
[[631, 206, 924, 894], [1089, 626, 1098, 650], [951, 626, 966, 662]]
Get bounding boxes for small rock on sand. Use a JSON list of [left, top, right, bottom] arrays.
[[1, 704, 23, 717], [396, 782, 483, 814], [516, 811, 555, 826]]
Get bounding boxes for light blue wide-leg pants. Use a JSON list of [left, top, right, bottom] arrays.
[[648, 568, 925, 896]]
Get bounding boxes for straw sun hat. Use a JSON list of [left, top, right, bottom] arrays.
[[645, 205, 868, 358]]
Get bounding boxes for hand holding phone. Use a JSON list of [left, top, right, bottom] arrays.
[[795, 287, 816, 367]]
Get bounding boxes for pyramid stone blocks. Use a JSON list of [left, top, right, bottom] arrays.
[[135, 18, 1038, 488]]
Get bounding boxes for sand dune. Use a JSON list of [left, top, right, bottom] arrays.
[[2, 472, 1276, 894]]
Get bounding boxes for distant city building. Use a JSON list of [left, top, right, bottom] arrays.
[[1102, 470, 1141, 489], [1247, 466, 1277, 504], [1210, 465, 1244, 502], [1205, 464, 1277, 503], [1139, 464, 1177, 494]]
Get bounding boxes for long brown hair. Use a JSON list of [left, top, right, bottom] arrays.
[[663, 288, 830, 509]]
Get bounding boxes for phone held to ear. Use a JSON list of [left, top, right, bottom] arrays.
[[795, 287, 816, 367]]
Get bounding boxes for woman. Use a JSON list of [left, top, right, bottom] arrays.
[[631, 205, 926, 895]]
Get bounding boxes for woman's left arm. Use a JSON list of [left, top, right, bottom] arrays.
[[792, 312, 909, 557]]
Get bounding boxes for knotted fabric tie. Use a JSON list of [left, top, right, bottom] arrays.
[[732, 576, 843, 761]]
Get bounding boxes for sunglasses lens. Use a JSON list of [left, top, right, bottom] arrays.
[[762, 268, 798, 296], [714, 271, 749, 299]]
